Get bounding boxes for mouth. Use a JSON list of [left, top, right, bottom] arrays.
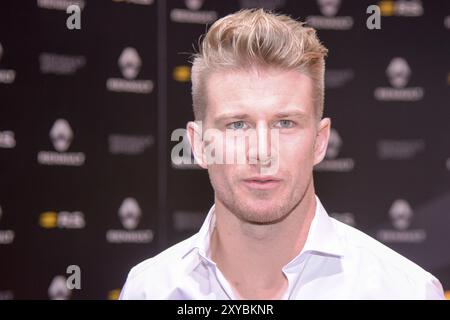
[[242, 176, 282, 190]]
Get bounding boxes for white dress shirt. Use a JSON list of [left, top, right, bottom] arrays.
[[119, 195, 445, 299]]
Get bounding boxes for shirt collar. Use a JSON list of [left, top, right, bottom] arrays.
[[183, 195, 344, 262], [300, 195, 344, 258], [182, 204, 216, 261]]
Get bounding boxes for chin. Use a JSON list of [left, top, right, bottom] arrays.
[[236, 200, 289, 225]]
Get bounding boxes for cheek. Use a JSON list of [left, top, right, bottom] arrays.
[[278, 135, 315, 167], [208, 164, 235, 188]]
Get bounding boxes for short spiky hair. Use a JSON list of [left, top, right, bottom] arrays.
[[190, 8, 328, 121]]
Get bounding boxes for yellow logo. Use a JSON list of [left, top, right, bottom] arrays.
[[173, 66, 191, 82], [39, 211, 57, 228], [379, 0, 394, 16], [445, 290, 450, 300], [108, 289, 121, 300]]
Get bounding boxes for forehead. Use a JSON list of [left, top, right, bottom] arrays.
[[205, 67, 314, 118]]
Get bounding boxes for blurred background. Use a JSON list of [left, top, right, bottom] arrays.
[[0, 0, 449, 299]]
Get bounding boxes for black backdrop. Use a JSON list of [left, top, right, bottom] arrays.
[[0, 0, 449, 299]]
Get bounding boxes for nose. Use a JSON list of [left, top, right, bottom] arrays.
[[247, 122, 277, 166]]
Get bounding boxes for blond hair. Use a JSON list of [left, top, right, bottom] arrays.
[[190, 8, 328, 121]]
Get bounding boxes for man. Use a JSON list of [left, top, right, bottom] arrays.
[[120, 9, 444, 299]]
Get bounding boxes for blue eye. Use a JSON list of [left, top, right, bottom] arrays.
[[228, 121, 247, 130], [276, 120, 294, 128]]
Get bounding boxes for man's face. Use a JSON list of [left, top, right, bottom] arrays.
[[188, 67, 330, 224]]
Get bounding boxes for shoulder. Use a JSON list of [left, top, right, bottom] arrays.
[[119, 234, 198, 299], [331, 218, 444, 299]]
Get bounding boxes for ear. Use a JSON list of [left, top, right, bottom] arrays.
[[187, 121, 208, 169], [313, 117, 331, 166]]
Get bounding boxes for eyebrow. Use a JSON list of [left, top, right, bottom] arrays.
[[213, 109, 309, 123], [274, 109, 309, 119], [213, 112, 251, 123]]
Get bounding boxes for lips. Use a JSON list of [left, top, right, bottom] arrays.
[[242, 176, 282, 190]]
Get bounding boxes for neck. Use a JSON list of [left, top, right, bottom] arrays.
[[210, 182, 317, 299]]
